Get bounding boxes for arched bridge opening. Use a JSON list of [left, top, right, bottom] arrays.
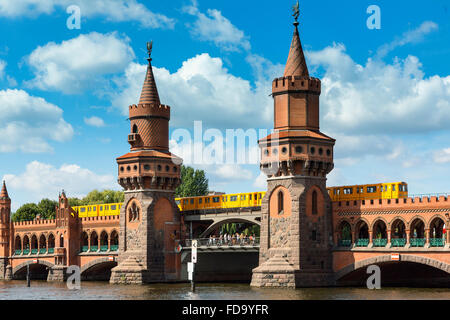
[[81, 258, 118, 281], [199, 218, 261, 239], [13, 261, 54, 280], [336, 255, 450, 288]]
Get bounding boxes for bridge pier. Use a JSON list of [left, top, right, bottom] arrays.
[[47, 265, 67, 282]]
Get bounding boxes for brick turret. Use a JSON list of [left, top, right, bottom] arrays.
[[111, 42, 183, 284], [251, 6, 336, 288], [0, 181, 11, 279]]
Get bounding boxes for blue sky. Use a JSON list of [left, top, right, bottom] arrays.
[[0, 0, 450, 210]]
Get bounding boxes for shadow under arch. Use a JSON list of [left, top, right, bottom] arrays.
[[80, 257, 118, 281], [335, 254, 450, 287], [13, 260, 55, 280], [199, 218, 261, 238]]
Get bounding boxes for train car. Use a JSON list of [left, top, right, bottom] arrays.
[[175, 191, 266, 213], [73, 203, 122, 218], [327, 182, 408, 202]]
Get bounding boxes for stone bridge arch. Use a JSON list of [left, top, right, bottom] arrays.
[[80, 257, 117, 281], [13, 260, 55, 279], [199, 217, 261, 238], [335, 254, 450, 282]]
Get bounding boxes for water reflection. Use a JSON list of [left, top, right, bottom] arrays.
[[0, 281, 449, 300]]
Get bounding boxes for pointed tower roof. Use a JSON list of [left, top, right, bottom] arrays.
[[138, 41, 161, 105], [283, 21, 309, 78], [0, 181, 9, 199]]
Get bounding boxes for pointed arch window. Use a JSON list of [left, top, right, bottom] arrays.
[[312, 190, 318, 215], [132, 124, 138, 134], [278, 191, 284, 215]]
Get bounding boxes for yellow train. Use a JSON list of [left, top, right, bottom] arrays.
[[327, 182, 408, 202], [71, 182, 408, 215], [73, 203, 122, 218], [175, 192, 265, 212]]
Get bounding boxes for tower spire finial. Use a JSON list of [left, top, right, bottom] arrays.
[[292, 0, 300, 26], [0, 180, 9, 199], [147, 40, 153, 62]]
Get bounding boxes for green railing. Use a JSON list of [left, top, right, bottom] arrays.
[[110, 245, 118, 251], [391, 238, 406, 247], [430, 238, 445, 247], [355, 238, 369, 247], [90, 246, 99, 252], [31, 249, 38, 255], [14, 249, 22, 255], [48, 248, 54, 254], [39, 248, 47, 254], [81, 246, 89, 252], [373, 238, 388, 247], [100, 245, 108, 252], [410, 238, 426, 247], [23, 249, 30, 254], [338, 239, 352, 247]]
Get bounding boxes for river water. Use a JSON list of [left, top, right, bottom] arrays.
[[0, 281, 449, 300]]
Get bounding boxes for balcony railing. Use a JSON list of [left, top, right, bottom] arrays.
[[430, 238, 445, 247], [90, 246, 99, 252], [110, 245, 118, 251], [31, 249, 38, 255], [81, 246, 89, 252], [338, 239, 352, 247], [100, 245, 108, 252], [355, 238, 369, 247], [183, 237, 260, 248], [23, 249, 30, 254], [410, 238, 426, 247], [39, 248, 47, 254], [14, 249, 21, 255], [48, 248, 54, 254], [391, 238, 406, 247], [373, 238, 388, 247]]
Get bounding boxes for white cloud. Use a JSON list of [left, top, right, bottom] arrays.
[[0, 59, 5, 79], [213, 164, 253, 181], [111, 54, 275, 129], [183, 1, 250, 52], [84, 116, 105, 127], [3, 161, 116, 209], [308, 44, 450, 136], [26, 32, 135, 94], [253, 172, 266, 190], [0, 89, 73, 153], [0, 0, 174, 29], [376, 21, 438, 59], [433, 148, 450, 164]]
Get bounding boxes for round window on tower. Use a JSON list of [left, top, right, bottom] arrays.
[[173, 166, 177, 173], [157, 165, 162, 171], [120, 166, 124, 172], [126, 166, 131, 171], [327, 149, 331, 156], [310, 147, 316, 155], [295, 146, 303, 153], [319, 148, 323, 155], [272, 148, 278, 155], [144, 164, 150, 171], [281, 147, 288, 154], [165, 165, 170, 172]]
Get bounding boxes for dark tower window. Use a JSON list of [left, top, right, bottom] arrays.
[[295, 146, 303, 153], [132, 124, 138, 134], [278, 191, 284, 214], [312, 230, 317, 241], [312, 190, 318, 215]]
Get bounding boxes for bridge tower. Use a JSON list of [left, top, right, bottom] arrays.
[[110, 42, 183, 284], [251, 9, 336, 288], [0, 181, 11, 280]]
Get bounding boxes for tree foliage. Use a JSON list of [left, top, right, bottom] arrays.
[[175, 165, 209, 197], [11, 203, 43, 222]]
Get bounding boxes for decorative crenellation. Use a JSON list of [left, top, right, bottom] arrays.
[[128, 103, 170, 119], [333, 195, 450, 213], [118, 175, 180, 191], [260, 158, 334, 178], [272, 76, 321, 95]]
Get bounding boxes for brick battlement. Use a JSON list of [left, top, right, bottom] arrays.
[[272, 76, 321, 95], [129, 103, 170, 119], [80, 215, 119, 223], [13, 218, 56, 227], [333, 195, 450, 212]]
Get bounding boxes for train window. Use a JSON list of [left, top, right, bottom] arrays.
[[100, 206, 103, 211], [241, 195, 246, 200], [230, 196, 237, 201], [190, 199, 194, 204], [367, 186, 377, 193], [80, 208, 86, 213], [404, 185, 408, 192], [199, 198, 202, 204], [222, 197, 227, 202], [249, 195, 252, 200], [360, 187, 364, 193], [213, 197, 220, 203], [343, 188, 353, 195], [206, 198, 210, 203], [392, 185, 396, 192], [337, 189, 340, 195], [111, 205, 116, 210], [93, 206, 96, 211], [175, 200, 180, 205], [333, 189, 337, 195]]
